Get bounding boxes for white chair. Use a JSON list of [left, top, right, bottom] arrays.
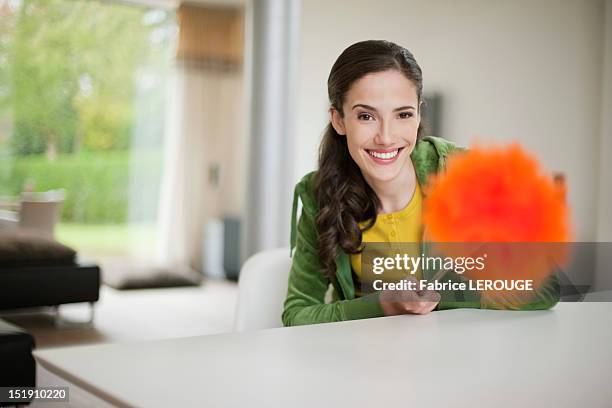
[[233, 248, 292, 332], [0, 190, 65, 237], [19, 190, 65, 238]]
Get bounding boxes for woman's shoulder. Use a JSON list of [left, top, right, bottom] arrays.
[[290, 171, 320, 250], [413, 136, 464, 158], [412, 136, 466, 182], [296, 170, 317, 188], [293, 170, 319, 215]]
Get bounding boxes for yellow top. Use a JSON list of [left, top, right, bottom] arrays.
[[350, 182, 424, 296]]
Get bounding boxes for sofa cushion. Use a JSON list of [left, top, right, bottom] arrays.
[[101, 258, 202, 290], [0, 230, 76, 268]]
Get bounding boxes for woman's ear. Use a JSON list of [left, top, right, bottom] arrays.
[[330, 108, 346, 135]]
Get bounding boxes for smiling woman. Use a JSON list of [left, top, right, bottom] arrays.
[[282, 40, 559, 327], [283, 41, 445, 325]]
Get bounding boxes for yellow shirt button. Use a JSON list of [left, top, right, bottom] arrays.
[[387, 214, 393, 220], [390, 231, 396, 237]]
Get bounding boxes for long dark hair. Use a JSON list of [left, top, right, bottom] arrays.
[[315, 40, 425, 279]]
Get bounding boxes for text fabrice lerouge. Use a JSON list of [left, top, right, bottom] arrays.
[[370, 254, 534, 292], [372, 279, 534, 292]]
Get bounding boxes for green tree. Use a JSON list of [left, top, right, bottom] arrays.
[[0, 0, 175, 222], [1, 0, 174, 157]]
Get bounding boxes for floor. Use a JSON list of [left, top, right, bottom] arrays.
[[0, 278, 239, 350]]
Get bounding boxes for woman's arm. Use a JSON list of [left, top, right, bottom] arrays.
[[434, 268, 560, 311], [282, 203, 385, 326], [480, 273, 560, 311]]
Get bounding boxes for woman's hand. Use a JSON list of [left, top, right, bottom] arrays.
[[379, 278, 441, 316]]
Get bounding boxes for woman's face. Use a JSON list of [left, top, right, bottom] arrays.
[[331, 69, 421, 185]]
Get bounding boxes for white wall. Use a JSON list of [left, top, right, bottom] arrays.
[[294, 0, 607, 241], [597, 0, 612, 243], [595, 0, 612, 291]]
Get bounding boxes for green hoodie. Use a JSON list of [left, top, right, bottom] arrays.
[[283, 136, 560, 327]]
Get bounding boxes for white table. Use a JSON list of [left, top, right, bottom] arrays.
[[34, 303, 612, 408]]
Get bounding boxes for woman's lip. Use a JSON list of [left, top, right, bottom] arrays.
[[367, 147, 404, 153], [365, 147, 404, 165]]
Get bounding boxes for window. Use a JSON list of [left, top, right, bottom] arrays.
[[0, 0, 177, 259]]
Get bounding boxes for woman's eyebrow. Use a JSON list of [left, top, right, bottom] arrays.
[[351, 104, 416, 111]]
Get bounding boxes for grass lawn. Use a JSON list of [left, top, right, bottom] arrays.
[[56, 222, 157, 257]]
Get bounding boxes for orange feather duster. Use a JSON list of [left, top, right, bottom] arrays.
[[422, 144, 572, 306]]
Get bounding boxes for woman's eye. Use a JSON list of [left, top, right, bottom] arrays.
[[358, 113, 374, 121], [399, 112, 414, 119]]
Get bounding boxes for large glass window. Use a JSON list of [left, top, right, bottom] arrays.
[[0, 0, 177, 259]]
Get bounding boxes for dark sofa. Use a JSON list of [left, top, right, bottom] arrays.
[[0, 319, 35, 406], [0, 261, 100, 311], [0, 231, 100, 394]]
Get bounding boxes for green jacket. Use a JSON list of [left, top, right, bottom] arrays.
[[283, 136, 560, 327]]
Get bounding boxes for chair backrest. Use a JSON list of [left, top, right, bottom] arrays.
[[234, 248, 291, 332], [18, 190, 65, 238]]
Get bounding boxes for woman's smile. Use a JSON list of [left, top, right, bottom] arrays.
[[365, 147, 405, 165]]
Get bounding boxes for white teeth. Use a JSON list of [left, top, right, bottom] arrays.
[[368, 149, 399, 159]]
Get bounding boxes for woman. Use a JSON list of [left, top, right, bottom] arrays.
[[283, 40, 559, 326]]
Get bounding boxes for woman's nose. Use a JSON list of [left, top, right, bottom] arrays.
[[374, 121, 394, 146]]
